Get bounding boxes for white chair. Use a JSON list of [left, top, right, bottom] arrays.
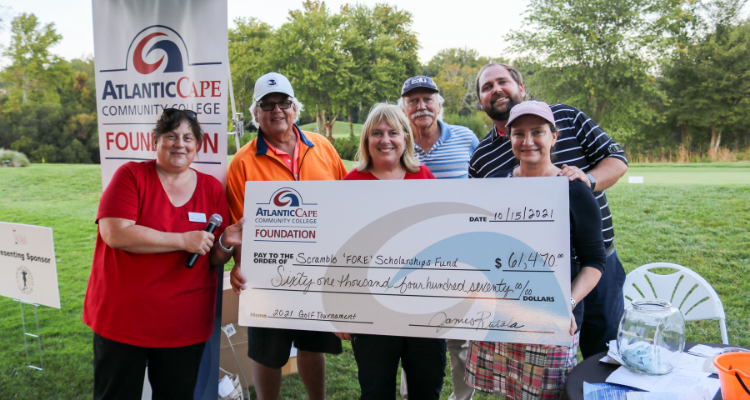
[[623, 262, 729, 344]]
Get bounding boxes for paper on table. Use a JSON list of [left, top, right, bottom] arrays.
[[603, 341, 714, 373], [584, 382, 637, 400], [625, 389, 712, 400], [675, 353, 713, 373], [606, 340, 625, 365], [218, 375, 236, 397], [606, 367, 721, 396], [600, 355, 623, 365], [687, 345, 722, 358]]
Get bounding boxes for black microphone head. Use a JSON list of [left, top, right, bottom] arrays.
[[209, 214, 223, 226]]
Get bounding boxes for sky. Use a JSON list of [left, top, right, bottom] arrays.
[[0, 0, 527, 67]]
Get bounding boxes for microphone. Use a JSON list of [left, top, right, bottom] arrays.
[[185, 214, 223, 269]]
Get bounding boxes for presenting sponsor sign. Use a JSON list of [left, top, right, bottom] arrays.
[[93, 0, 228, 189], [0, 222, 60, 308], [238, 178, 574, 346]]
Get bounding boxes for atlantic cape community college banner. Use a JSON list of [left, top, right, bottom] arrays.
[[239, 178, 574, 346], [93, 0, 228, 189]]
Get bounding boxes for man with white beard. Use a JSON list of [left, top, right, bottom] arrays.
[[398, 75, 479, 400], [398, 75, 479, 180]]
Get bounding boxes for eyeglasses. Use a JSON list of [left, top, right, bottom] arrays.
[[257, 100, 293, 112], [161, 108, 197, 119]]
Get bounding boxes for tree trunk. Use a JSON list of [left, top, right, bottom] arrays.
[[714, 131, 721, 152], [709, 128, 722, 161], [348, 104, 354, 136], [316, 108, 325, 136], [680, 124, 689, 148], [22, 73, 28, 104], [319, 109, 333, 141], [314, 108, 319, 133], [326, 113, 339, 142], [679, 124, 690, 163]]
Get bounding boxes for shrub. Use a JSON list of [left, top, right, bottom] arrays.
[[31, 144, 56, 163], [0, 148, 30, 167], [443, 112, 493, 139], [227, 131, 258, 155], [331, 133, 359, 161]]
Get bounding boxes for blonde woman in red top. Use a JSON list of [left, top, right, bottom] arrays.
[[339, 103, 444, 400]]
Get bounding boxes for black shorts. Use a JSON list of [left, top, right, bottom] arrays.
[[247, 327, 342, 369]]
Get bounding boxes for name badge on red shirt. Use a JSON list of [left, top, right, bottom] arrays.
[[188, 212, 207, 223]]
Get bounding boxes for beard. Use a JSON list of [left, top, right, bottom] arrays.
[[483, 95, 522, 121]]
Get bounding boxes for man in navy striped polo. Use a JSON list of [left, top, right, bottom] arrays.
[[398, 75, 478, 400], [468, 63, 629, 359]]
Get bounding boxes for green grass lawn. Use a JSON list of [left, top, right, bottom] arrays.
[[298, 121, 364, 139], [1, 163, 748, 399], [625, 162, 750, 185]]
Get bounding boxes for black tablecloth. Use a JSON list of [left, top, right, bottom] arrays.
[[561, 342, 739, 400]]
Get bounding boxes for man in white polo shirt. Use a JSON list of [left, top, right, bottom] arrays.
[[398, 75, 478, 400]]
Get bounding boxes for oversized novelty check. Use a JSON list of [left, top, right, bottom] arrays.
[[238, 178, 573, 346]]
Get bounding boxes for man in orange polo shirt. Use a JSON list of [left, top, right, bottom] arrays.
[[226, 72, 347, 400]]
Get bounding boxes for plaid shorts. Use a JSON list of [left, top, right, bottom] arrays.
[[464, 333, 580, 400]]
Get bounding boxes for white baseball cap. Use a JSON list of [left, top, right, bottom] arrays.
[[253, 72, 295, 101]]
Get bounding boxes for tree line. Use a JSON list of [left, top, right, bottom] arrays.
[[0, 13, 97, 163], [1, 0, 748, 163]]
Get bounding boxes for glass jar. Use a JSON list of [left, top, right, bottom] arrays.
[[617, 298, 686, 375]]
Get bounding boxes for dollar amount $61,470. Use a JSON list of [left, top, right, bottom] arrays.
[[494, 251, 564, 270]]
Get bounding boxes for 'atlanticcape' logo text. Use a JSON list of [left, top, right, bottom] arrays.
[[254, 188, 318, 242], [256, 188, 316, 217], [99, 25, 223, 102], [97, 25, 225, 153]]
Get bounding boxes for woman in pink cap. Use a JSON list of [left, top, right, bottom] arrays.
[[464, 100, 606, 400]]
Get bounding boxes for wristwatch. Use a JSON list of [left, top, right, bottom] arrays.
[[586, 173, 597, 191]]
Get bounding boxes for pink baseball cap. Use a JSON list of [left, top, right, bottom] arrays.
[[506, 100, 555, 129]]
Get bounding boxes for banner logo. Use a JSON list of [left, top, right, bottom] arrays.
[[99, 25, 221, 74], [128, 27, 187, 75], [133, 32, 183, 74], [273, 189, 301, 207], [13, 229, 27, 245]]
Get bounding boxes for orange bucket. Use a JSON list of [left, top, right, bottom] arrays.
[[714, 352, 750, 399]]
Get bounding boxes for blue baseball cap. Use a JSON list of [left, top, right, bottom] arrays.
[[401, 75, 440, 96]]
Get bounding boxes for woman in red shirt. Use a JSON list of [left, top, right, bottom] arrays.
[[83, 109, 244, 399], [339, 104, 444, 399]]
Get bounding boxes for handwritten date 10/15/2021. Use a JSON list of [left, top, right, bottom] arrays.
[[496, 252, 563, 270], [491, 207, 554, 222]]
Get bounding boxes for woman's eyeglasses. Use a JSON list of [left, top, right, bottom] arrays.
[[161, 108, 197, 119], [257, 100, 293, 112]]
